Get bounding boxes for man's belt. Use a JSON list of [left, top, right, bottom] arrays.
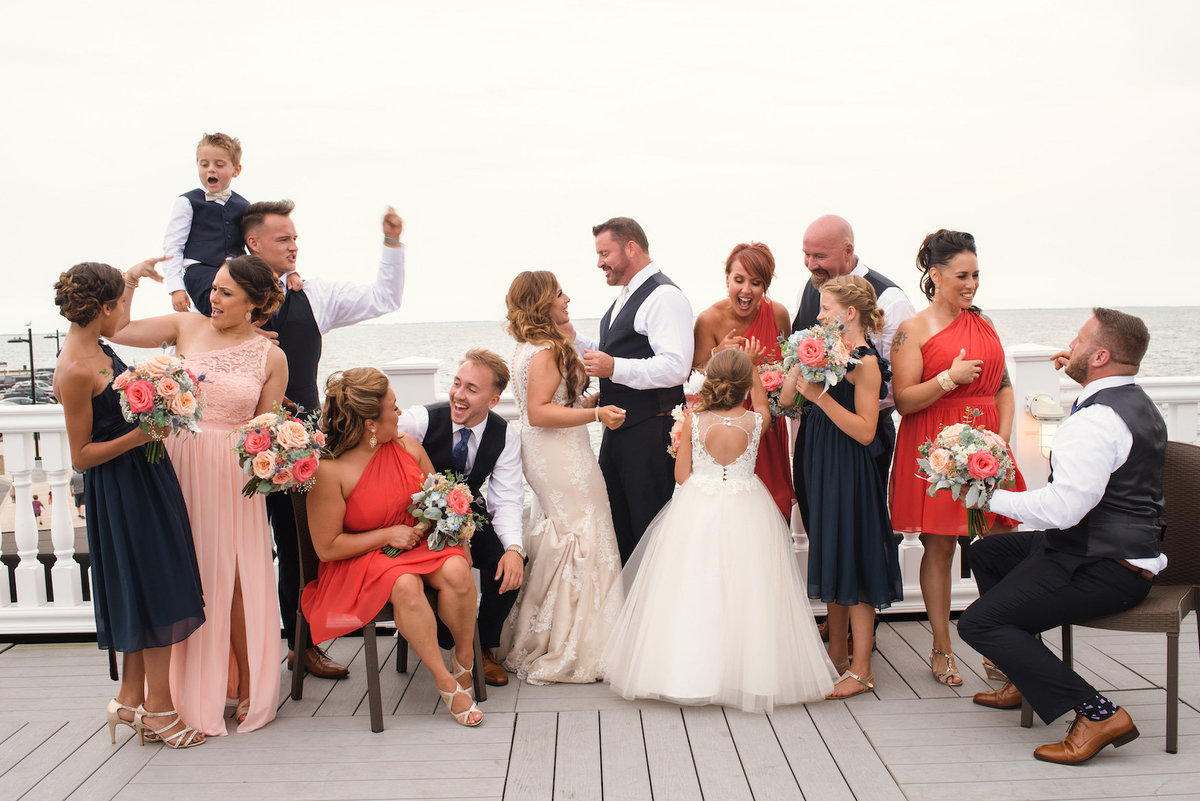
[[1113, 559, 1154, 581]]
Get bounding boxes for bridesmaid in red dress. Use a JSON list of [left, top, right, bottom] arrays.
[[301, 367, 482, 726], [693, 242, 795, 520], [889, 230, 1026, 687]]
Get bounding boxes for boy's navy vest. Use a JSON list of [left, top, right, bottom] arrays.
[[423, 403, 508, 565], [181, 188, 249, 267], [598, 272, 685, 427], [792, 267, 901, 332], [262, 289, 321, 417], [1047, 383, 1166, 559]]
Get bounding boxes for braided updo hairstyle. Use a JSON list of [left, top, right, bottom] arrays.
[[915, 229, 977, 304], [54, 262, 125, 326], [225, 255, 284, 324], [505, 270, 588, 405], [696, 348, 753, 412], [821, 275, 885, 335], [320, 367, 391, 458]]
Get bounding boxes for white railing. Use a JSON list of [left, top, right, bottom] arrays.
[[4, 349, 1198, 635]]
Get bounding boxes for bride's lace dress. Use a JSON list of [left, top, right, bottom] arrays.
[[498, 341, 623, 684], [600, 409, 837, 713]]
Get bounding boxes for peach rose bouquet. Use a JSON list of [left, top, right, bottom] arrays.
[[383, 470, 482, 556], [231, 406, 327, 497], [916, 408, 1017, 540], [113, 354, 206, 463], [779, 317, 861, 396], [758, 361, 806, 420], [666, 402, 693, 459]]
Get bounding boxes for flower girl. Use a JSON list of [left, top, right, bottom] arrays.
[[601, 346, 837, 713]]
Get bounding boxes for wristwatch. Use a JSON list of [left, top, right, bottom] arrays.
[[506, 544, 525, 559]]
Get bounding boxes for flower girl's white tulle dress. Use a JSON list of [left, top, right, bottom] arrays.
[[601, 409, 837, 713]]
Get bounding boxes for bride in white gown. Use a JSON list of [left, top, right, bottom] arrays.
[[601, 347, 838, 712], [498, 271, 626, 684]]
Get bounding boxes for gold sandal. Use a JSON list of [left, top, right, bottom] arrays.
[[930, 648, 963, 686], [135, 706, 205, 748], [826, 670, 875, 699]]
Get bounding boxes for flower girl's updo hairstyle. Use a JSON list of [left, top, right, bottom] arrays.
[[505, 270, 588, 405], [696, 348, 753, 412], [915, 229, 978, 306], [225, 255, 284, 324], [320, 367, 390, 458], [821, 275, 885, 335], [54, 262, 125, 326]]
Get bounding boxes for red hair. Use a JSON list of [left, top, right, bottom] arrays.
[[725, 242, 776, 289]]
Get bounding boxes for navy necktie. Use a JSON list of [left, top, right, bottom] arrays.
[[1069, 398, 1080, 415], [452, 428, 471, 474]]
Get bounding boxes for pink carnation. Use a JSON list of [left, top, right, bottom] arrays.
[[125, 379, 156, 413], [797, 338, 826, 367]]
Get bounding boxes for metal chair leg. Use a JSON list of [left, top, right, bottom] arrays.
[[1166, 632, 1179, 753]]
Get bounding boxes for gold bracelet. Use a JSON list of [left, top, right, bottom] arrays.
[[124, 275, 139, 289], [936, 370, 957, 392]]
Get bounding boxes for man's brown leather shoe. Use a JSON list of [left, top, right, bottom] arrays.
[[481, 649, 509, 686], [287, 647, 350, 680], [1033, 708, 1139, 765], [973, 681, 1023, 710]]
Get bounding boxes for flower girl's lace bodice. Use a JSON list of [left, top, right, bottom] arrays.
[[690, 409, 762, 493], [182, 337, 271, 431]]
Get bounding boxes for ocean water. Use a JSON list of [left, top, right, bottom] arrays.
[[4, 307, 1198, 397]]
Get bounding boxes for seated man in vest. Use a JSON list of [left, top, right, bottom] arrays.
[[958, 307, 1166, 765], [396, 349, 525, 686]]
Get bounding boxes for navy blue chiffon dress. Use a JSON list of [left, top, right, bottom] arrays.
[[802, 345, 903, 610], [84, 342, 205, 652]]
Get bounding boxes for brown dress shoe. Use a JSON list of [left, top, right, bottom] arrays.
[[481, 650, 509, 686], [1033, 708, 1139, 765], [973, 681, 1023, 710], [287, 647, 350, 680]]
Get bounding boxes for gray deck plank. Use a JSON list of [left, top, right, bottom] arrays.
[[808, 699, 907, 801], [0, 721, 59, 781], [21, 723, 138, 801], [504, 711, 556, 801], [768, 705, 855, 801], [874, 622, 958, 699], [724, 708, 803, 801], [0, 719, 97, 801], [680, 706, 752, 801], [890, 619, 985, 696], [64, 735, 158, 801], [553, 711, 600, 801], [640, 706, 702, 801], [597, 708, 651, 801], [115, 778, 504, 801]]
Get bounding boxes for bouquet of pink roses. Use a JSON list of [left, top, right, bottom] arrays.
[[666, 402, 693, 459], [759, 361, 805, 419], [916, 409, 1017, 540], [779, 318, 861, 395], [113, 353, 206, 463], [383, 470, 482, 556], [231, 407, 326, 497]]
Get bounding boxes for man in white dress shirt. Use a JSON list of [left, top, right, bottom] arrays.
[[396, 350, 524, 686], [577, 217, 694, 562], [245, 199, 406, 680], [959, 308, 1166, 765]]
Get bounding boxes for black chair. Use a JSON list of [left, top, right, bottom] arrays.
[[1020, 440, 1200, 753], [290, 492, 486, 732]]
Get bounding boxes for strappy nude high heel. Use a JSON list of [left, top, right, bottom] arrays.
[[930, 648, 963, 686], [439, 684, 483, 727], [450, 650, 476, 699], [105, 699, 139, 744], [134, 706, 205, 748]]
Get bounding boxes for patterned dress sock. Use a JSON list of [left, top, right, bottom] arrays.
[[1074, 693, 1119, 721]]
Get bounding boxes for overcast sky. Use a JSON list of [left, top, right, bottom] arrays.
[[2, 0, 1197, 333]]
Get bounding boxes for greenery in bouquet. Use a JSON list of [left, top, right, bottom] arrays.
[[666, 402, 693, 458], [384, 470, 483, 557], [113, 353, 206, 463], [915, 408, 1017, 540], [779, 317, 861, 395], [231, 406, 326, 497], [758, 361, 805, 419]]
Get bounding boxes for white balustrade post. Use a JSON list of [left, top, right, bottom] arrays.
[[39, 431, 83, 606], [1006, 344, 1063, 491], [6, 431, 47, 607], [382, 357, 441, 408], [0, 476, 11, 607]]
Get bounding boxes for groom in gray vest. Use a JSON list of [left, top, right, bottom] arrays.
[[959, 308, 1166, 765], [577, 217, 694, 562]]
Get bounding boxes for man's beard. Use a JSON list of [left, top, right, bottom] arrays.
[[1063, 347, 1091, 385], [809, 271, 829, 289]]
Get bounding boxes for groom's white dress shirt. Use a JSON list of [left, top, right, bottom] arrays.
[[990, 375, 1167, 574], [277, 246, 405, 334], [575, 262, 694, 389]]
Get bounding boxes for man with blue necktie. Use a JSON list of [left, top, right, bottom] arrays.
[[959, 308, 1166, 765]]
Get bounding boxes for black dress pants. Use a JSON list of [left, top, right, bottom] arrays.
[[436, 556, 518, 651], [266, 491, 311, 653], [957, 531, 1151, 724], [599, 415, 676, 564]]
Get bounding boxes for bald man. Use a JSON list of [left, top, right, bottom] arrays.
[[791, 215, 916, 530]]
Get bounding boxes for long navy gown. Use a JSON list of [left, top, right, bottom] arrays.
[[84, 342, 205, 652]]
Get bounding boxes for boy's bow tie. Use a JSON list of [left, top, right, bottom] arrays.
[[205, 189, 232, 202]]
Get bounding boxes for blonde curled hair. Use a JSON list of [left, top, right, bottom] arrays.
[[320, 367, 391, 458], [696, 348, 753, 412], [821, 275, 885, 335], [505, 271, 588, 405]]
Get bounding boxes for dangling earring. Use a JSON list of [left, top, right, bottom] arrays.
[[245, 311, 253, 321], [368, 427, 378, 449]]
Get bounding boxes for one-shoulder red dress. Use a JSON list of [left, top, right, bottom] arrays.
[[744, 297, 795, 521], [889, 311, 1026, 536], [301, 440, 466, 643]]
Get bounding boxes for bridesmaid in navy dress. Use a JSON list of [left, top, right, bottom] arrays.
[[53, 260, 206, 749]]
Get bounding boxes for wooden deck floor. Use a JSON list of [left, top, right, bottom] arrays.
[[2, 617, 1197, 801]]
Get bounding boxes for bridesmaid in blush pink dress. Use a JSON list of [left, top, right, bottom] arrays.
[[112, 255, 288, 735]]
